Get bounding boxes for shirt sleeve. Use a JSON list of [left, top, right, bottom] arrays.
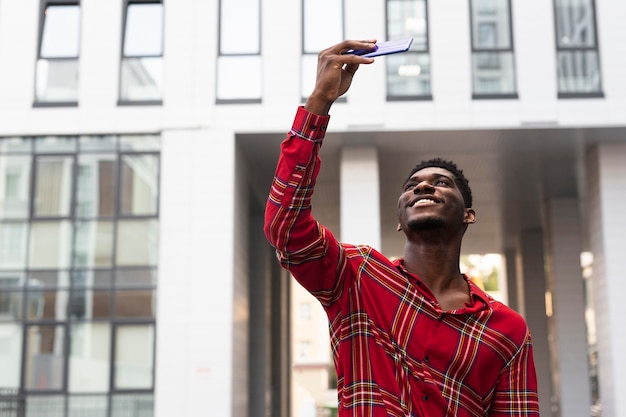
[[489, 329, 540, 416], [264, 106, 347, 308]]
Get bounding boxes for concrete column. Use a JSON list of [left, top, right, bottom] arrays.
[[504, 248, 520, 313], [518, 230, 552, 417], [340, 147, 381, 248], [586, 144, 626, 417], [544, 199, 592, 417]]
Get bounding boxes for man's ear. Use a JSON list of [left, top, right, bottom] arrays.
[[397, 223, 402, 231], [464, 208, 476, 224]]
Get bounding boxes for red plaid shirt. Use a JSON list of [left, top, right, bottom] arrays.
[[265, 107, 540, 417]]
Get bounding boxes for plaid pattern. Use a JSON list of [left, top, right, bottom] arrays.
[[265, 107, 540, 417]]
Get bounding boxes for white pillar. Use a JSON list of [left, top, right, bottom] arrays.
[[545, 199, 592, 417], [156, 128, 236, 417], [340, 147, 381, 249], [586, 144, 626, 417], [518, 230, 552, 417]]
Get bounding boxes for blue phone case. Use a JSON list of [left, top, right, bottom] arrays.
[[347, 38, 414, 58]]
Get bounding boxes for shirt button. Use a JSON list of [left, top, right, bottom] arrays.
[[424, 355, 429, 362], [423, 395, 429, 401], [311, 125, 317, 130]]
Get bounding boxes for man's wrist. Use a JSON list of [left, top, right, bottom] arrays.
[[304, 94, 333, 116]]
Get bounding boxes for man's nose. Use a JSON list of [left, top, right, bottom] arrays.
[[414, 181, 435, 193]]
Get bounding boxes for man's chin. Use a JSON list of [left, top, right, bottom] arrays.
[[407, 217, 445, 231]]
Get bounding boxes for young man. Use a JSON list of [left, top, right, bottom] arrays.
[[264, 40, 539, 417]]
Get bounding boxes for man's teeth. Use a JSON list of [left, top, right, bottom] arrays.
[[413, 199, 436, 206]]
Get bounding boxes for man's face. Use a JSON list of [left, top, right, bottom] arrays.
[[396, 167, 474, 233]]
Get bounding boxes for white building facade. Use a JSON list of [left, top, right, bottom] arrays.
[[0, 0, 625, 416]]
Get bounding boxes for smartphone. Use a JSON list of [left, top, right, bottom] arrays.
[[346, 38, 414, 58]]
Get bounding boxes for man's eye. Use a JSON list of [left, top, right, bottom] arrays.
[[436, 179, 449, 186], [404, 184, 416, 191]]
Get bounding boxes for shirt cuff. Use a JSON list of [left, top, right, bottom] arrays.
[[291, 106, 331, 143]]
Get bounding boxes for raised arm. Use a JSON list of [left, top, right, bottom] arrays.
[[263, 40, 375, 302]]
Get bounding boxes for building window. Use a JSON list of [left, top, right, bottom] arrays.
[[34, 1, 81, 106], [0, 135, 160, 417], [469, 0, 517, 98], [119, 1, 164, 104], [216, 0, 262, 103], [301, 0, 344, 100], [386, 0, 431, 100], [554, 0, 602, 97]]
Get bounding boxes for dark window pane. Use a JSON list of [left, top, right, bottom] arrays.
[[70, 289, 112, 320], [27, 289, 68, 321], [28, 271, 70, 288], [116, 268, 157, 287], [115, 290, 155, 318], [387, 52, 431, 96], [111, 393, 154, 417], [0, 291, 23, 321], [471, 0, 511, 48], [76, 154, 117, 218], [71, 270, 112, 288], [120, 155, 159, 216], [557, 50, 601, 93], [555, 0, 596, 48], [25, 325, 65, 390]]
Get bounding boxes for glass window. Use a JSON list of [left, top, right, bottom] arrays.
[[554, 0, 602, 96], [0, 135, 159, 416], [0, 324, 22, 387], [217, 0, 261, 102], [301, 0, 344, 99], [120, 2, 163, 103], [25, 324, 66, 390], [69, 323, 111, 393], [0, 156, 31, 219], [470, 0, 516, 97], [73, 221, 115, 267], [111, 394, 154, 417], [26, 289, 69, 321], [116, 220, 158, 266], [120, 154, 159, 216], [0, 222, 29, 270], [35, 3, 81, 104], [33, 155, 74, 218], [114, 325, 155, 389], [386, 0, 431, 100], [76, 155, 117, 218], [28, 221, 72, 269], [68, 395, 108, 417]]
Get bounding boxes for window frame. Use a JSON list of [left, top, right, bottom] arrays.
[[33, 0, 81, 108], [552, 0, 604, 98], [216, 0, 263, 104], [118, 0, 164, 106], [385, 0, 433, 101], [468, 0, 518, 99]]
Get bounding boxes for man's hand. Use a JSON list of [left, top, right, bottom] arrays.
[[305, 40, 376, 116]]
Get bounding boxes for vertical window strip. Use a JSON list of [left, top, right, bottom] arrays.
[[553, 0, 603, 97], [301, 0, 344, 100], [469, 0, 517, 98], [385, 0, 432, 100], [119, 1, 164, 104], [34, 1, 81, 105], [216, 0, 262, 102]]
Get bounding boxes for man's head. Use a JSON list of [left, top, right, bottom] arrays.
[[404, 158, 472, 208], [397, 158, 475, 235]]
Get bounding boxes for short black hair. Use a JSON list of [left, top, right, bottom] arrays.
[[405, 158, 473, 208]]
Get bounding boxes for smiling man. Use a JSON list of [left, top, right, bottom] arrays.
[[264, 40, 540, 417]]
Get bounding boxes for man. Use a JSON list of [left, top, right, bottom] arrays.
[[264, 40, 539, 417]]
